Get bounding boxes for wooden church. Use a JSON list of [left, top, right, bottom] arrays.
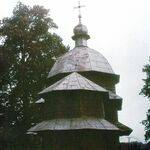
[[28, 4, 132, 150]]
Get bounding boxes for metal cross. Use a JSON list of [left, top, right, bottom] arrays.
[[74, 1, 85, 24]]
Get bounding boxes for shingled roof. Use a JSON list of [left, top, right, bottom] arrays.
[[48, 46, 114, 78], [28, 118, 119, 132], [39, 72, 107, 94]]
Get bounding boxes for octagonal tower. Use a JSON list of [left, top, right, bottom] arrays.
[[28, 13, 132, 150]]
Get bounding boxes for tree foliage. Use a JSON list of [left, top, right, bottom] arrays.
[[0, 2, 68, 145], [140, 59, 150, 142]]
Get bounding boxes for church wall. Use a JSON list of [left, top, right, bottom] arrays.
[[80, 72, 117, 92], [42, 130, 119, 150], [41, 91, 106, 120], [104, 101, 119, 123]]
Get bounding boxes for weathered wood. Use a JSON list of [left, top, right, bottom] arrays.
[[39, 72, 107, 94], [48, 46, 114, 78], [28, 118, 119, 132], [42, 130, 119, 150], [28, 18, 132, 150]]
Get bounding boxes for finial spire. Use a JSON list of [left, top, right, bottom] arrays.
[[74, 1, 85, 24]]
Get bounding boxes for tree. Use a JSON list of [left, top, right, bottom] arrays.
[[0, 2, 68, 146], [140, 59, 150, 142]]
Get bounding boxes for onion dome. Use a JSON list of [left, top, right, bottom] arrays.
[[72, 23, 90, 47], [73, 23, 88, 35], [47, 19, 117, 79]]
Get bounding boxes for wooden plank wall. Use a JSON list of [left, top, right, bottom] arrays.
[[120, 142, 150, 150]]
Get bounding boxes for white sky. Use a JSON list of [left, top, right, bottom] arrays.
[[0, 0, 150, 143]]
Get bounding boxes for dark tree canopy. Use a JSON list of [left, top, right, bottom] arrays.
[[140, 59, 150, 142], [0, 2, 68, 146]]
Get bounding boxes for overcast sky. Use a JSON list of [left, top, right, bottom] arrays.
[[0, 0, 149, 143]]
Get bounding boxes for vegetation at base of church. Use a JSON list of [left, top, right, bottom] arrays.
[[140, 59, 150, 142], [0, 2, 68, 148]]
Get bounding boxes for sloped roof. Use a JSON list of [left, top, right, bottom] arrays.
[[28, 118, 119, 132], [35, 98, 45, 104], [39, 72, 107, 94], [108, 91, 122, 100], [115, 122, 132, 135], [48, 46, 114, 78]]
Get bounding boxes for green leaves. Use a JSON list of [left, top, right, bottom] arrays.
[[141, 63, 150, 99], [0, 2, 68, 145], [140, 58, 150, 141]]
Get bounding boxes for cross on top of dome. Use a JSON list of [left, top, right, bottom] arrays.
[[72, 2, 90, 47], [74, 1, 85, 24]]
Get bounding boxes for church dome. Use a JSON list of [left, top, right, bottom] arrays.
[[72, 23, 90, 43], [73, 23, 88, 35], [48, 21, 114, 78], [48, 46, 114, 78]]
